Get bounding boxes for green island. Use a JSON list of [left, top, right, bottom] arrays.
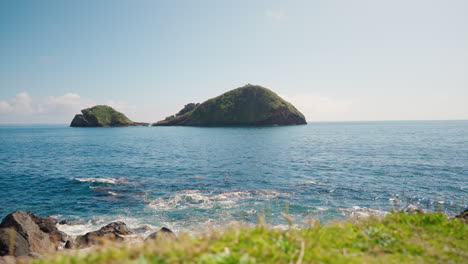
[[69, 85, 306, 127], [154, 84, 307, 126], [23, 211, 467, 264], [70, 105, 148, 127]]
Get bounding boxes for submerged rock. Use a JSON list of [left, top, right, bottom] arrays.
[[145, 227, 176, 241], [70, 105, 148, 127], [153, 84, 307, 126], [75, 221, 133, 248], [0, 211, 67, 257]]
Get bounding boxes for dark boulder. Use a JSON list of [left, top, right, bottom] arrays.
[[0, 228, 29, 257], [75, 221, 133, 247], [145, 227, 176, 241], [0, 211, 66, 257], [455, 209, 468, 223], [27, 214, 66, 243], [64, 240, 74, 249], [58, 220, 72, 225]]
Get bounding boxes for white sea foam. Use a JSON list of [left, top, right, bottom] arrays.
[[57, 221, 99, 237], [56, 215, 160, 238], [306, 181, 329, 185], [148, 189, 286, 211], [315, 206, 329, 211], [296, 181, 330, 186], [71, 177, 125, 184], [340, 206, 389, 218]]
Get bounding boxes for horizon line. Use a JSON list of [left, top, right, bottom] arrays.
[[1, 119, 467, 126]]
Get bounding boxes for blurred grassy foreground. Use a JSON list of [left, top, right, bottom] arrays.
[[31, 212, 467, 264]]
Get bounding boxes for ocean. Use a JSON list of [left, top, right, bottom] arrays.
[[0, 121, 467, 236]]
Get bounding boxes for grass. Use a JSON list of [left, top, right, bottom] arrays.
[[30, 212, 467, 264]]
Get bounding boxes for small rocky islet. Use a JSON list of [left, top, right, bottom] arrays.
[[70, 85, 307, 127], [0, 211, 174, 260], [70, 105, 149, 127]]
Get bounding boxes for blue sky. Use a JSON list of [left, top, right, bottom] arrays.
[[1, 0, 467, 123]]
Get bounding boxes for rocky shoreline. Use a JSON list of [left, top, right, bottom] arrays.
[[0, 211, 175, 263], [1, 209, 466, 263]]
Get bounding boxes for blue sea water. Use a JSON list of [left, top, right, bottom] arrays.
[[0, 121, 467, 235]]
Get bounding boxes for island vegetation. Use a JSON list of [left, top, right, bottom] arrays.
[[70, 105, 148, 127], [69, 85, 307, 128], [154, 84, 306, 126]]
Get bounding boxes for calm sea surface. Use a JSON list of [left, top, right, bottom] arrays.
[[0, 121, 467, 235]]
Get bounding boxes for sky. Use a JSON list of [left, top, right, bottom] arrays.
[[0, 0, 467, 123]]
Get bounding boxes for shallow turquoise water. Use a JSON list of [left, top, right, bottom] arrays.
[[0, 121, 467, 234]]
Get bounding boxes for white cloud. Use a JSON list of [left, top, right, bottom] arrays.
[[281, 93, 353, 122], [0, 91, 355, 124], [0, 92, 36, 114], [0, 92, 96, 123], [265, 9, 286, 20], [0, 92, 165, 124]]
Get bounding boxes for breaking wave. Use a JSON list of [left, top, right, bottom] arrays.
[[55, 214, 160, 238], [148, 189, 287, 210], [71, 177, 126, 184], [340, 206, 389, 218]]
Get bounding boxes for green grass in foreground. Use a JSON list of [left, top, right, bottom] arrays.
[[32, 212, 467, 264]]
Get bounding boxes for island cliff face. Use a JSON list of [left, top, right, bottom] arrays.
[[153, 85, 307, 126], [70, 105, 147, 127]]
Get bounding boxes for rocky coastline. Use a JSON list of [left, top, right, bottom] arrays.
[[1, 209, 467, 263], [0, 211, 175, 263], [0, 208, 468, 264]]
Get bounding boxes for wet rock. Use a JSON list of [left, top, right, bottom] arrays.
[[58, 220, 72, 225], [64, 240, 74, 249], [455, 209, 468, 223], [0, 211, 66, 257], [145, 227, 176, 241], [28, 214, 67, 243], [76, 221, 133, 247]]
